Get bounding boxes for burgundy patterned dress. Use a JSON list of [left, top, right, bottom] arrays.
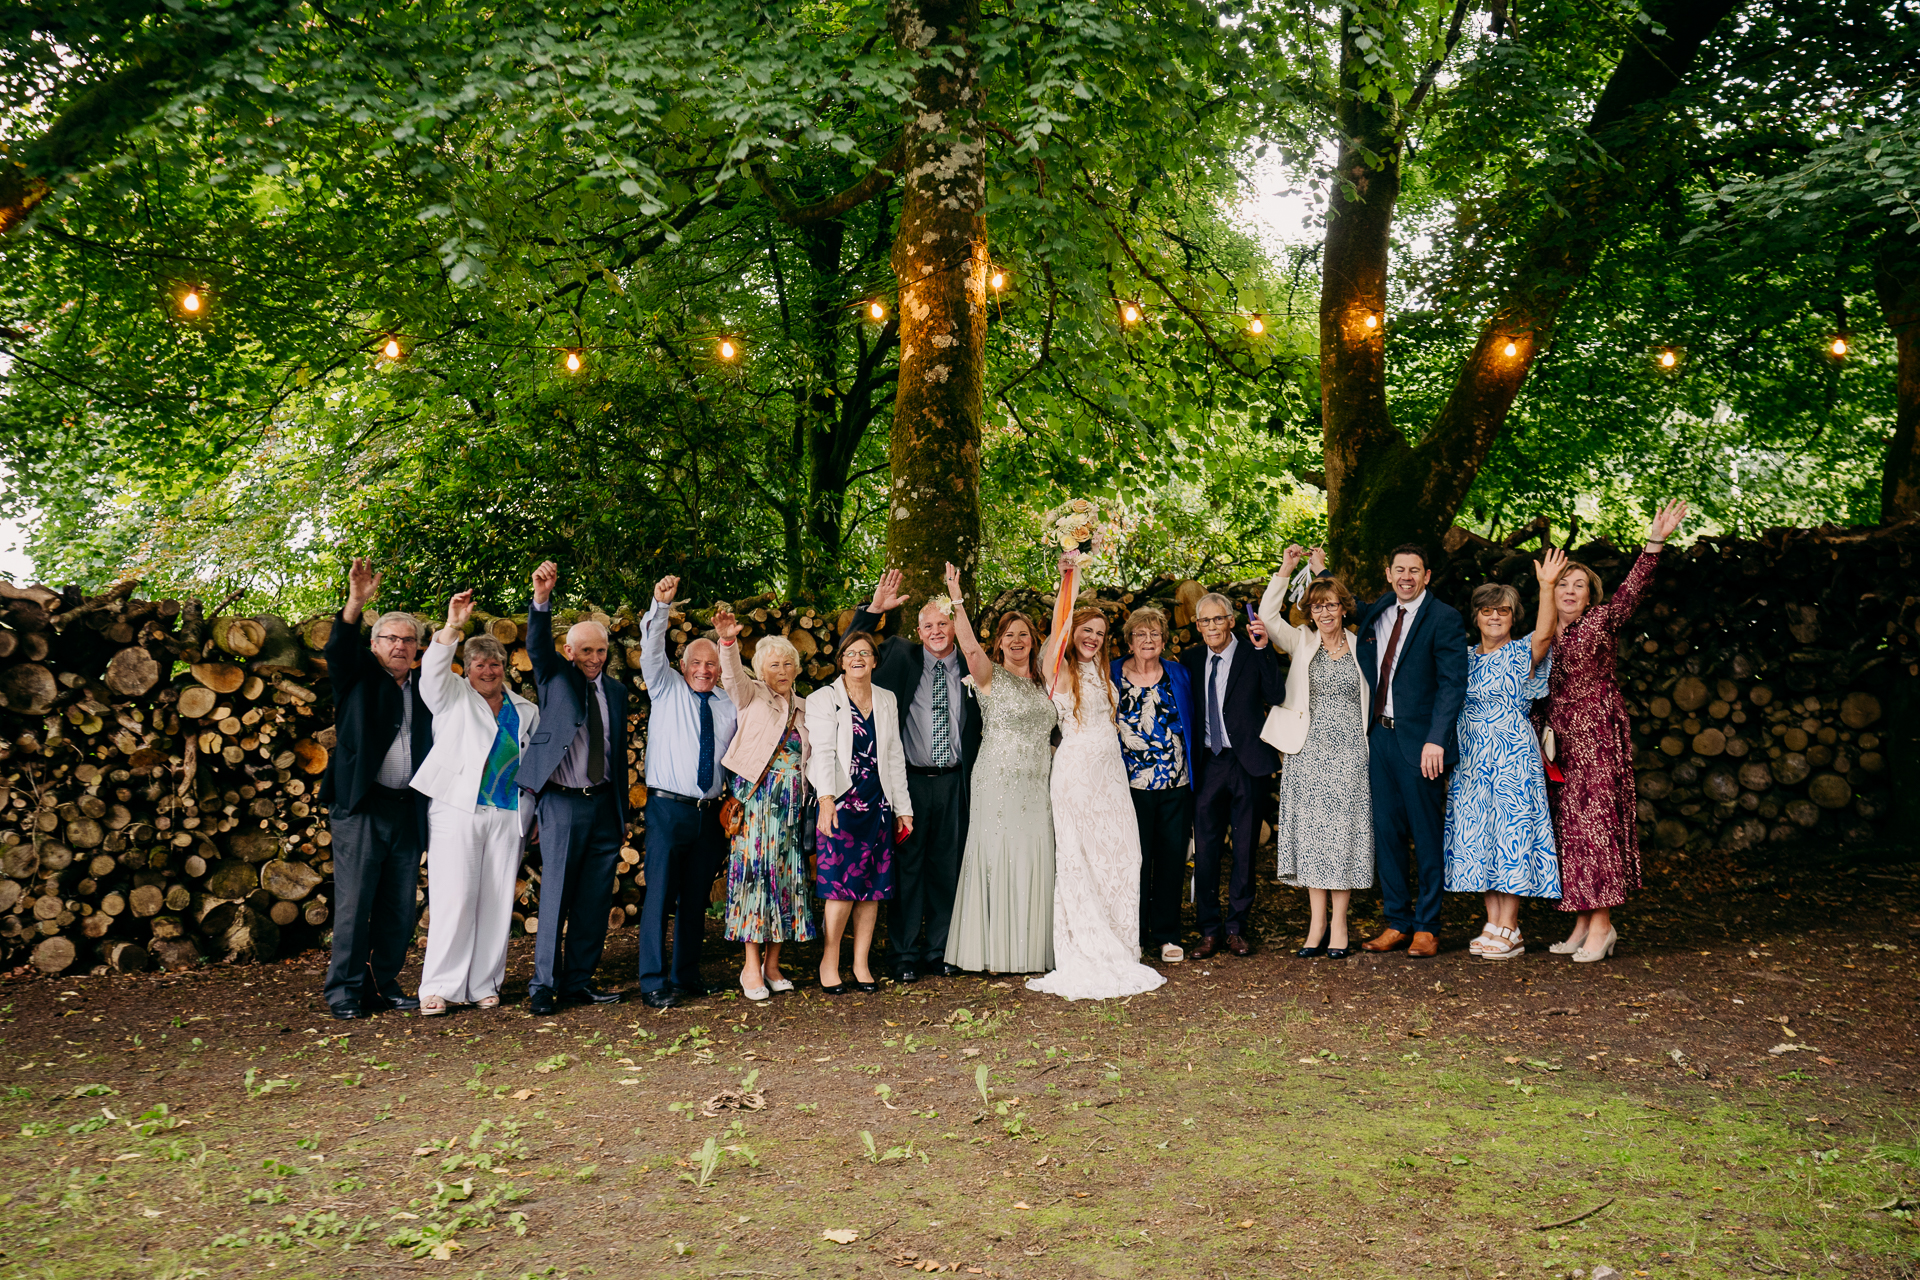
[[1545, 549, 1660, 913]]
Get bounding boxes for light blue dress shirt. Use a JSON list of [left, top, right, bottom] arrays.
[[640, 599, 739, 799]]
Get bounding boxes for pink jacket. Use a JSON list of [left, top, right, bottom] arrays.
[[717, 639, 811, 785]]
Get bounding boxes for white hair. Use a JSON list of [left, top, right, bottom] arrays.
[[1195, 592, 1234, 616], [751, 634, 800, 680], [565, 619, 610, 647], [682, 636, 720, 668], [372, 611, 422, 641]]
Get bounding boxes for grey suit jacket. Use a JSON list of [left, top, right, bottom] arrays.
[[513, 599, 630, 826]]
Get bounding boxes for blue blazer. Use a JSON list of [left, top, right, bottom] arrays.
[[1178, 636, 1284, 780], [1110, 656, 1197, 782], [1353, 591, 1468, 771], [514, 600, 631, 826]]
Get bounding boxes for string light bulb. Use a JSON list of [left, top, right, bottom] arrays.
[[1658, 348, 1677, 368], [1248, 316, 1265, 335], [180, 289, 202, 313], [1121, 302, 1141, 325], [1363, 313, 1378, 330], [564, 349, 582, 372], [718, 338, 737, 361], [989, 269, 1006, 291], [1502, 340, 1519, 358], [1830, 336, 1849, 357], [383, 337, 402, 360], [868, 300, 886, 321]]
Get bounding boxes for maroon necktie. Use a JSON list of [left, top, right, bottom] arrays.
[[1375, 606, 1406, 724]]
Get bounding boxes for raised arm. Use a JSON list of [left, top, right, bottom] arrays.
[[943, 562, 995, 689], [325, 557, 384, 697], [1257, 545, 1312, 651], [420, 590, 474, 714], [525, 560, 565, 684], [1530, 548, 1564, 668], [1040, 552, 1077, 679], [640, 575, 681, 694], [711, 606, 756, 710]]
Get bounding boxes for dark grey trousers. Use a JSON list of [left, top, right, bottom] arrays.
[[531, 789, 622, 998], [325, 787, 426, 1009], [888, 769, 968, 968]]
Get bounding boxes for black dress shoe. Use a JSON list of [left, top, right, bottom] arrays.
[[329, 1003, 365, 1021], [528, 990, 558, 1016], [563, 986, 623, 1005], [673, 982, 712, 999], [1295, 941, 1328, 959], [641, 990, 680, 1010], [1325, 944, 1353, 960], [382, 994, 421, 1012], [937, 962, 967, 978], [892, 966, 920, 984]]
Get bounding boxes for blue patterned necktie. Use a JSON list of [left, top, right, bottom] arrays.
[[696, 691, 715, 793], [1208, 653, 1226, 751], [930, 656, 953, 767]]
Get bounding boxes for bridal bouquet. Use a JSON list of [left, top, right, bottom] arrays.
[[1041, 498, 1106, 557]]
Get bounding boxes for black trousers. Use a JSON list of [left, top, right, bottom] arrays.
[[325, 787, 426, 1009], [531, 789, 623, 997], [1192, 749, 1262, 939], [636, 794, 725, 994], [889, 768, 967, 967], [1131, 785, 1193, 948]]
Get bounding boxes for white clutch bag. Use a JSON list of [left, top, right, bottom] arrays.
[[1260, 704, 1310, 755], [1539, 726, 1557, 761]]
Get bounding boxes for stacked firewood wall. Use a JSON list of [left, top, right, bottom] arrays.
[[2, 522, 1913, 976]]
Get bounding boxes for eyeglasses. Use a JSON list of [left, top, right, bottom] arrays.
[[1309, 602, 1342, 614], [374, 634, 419, 646], [1194, 615, 1232, 627]]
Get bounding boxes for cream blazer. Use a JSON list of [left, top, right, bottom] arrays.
[[410, 637, 541, 816], [1258, 571, 1371, 754], [803, 679, 913, 817]]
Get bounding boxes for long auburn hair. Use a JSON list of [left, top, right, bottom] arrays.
[[988, 611, 1045, 688], [1057, 606, 1117, 722]]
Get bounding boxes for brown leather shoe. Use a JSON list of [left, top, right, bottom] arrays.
[[1407, 931, 1439, 958], [1191, 935, 1221, 960], [1225, 934, 1252, 957], [1361, 928, 1409, 953]]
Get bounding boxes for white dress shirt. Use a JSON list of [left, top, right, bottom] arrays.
[[374, 675, 416, 788], [1372, 590, 1428, 720], [1202, 634, 1238, 752]]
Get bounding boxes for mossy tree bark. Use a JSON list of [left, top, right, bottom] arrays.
[[1320, 0, 1742, 594], [1875, 254, 1920, 524], [884, 0, 988, 615]]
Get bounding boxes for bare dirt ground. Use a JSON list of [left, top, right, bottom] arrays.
[[2, 853, 1917, 1280]]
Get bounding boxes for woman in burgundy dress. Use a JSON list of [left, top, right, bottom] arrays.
[[1545, 499, 1687, 963]]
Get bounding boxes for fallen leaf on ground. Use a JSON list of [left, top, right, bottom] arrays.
[[822, 1228, 859, 1245], [511, 1088, 540, 1100]]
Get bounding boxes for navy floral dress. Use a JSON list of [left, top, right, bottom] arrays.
[[815, 708, 895, 901]]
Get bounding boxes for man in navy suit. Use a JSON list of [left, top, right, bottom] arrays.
[[517, 559, 629, 1014], [1179, 593, 1283, 958], [1355, 544, 1468, 958]]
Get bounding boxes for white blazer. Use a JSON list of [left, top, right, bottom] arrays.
[[803, 679, 913, 818], [1257, 571, 1371, 754], [410, 637, 541, 817]]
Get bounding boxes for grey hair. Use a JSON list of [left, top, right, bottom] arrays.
[[462, 635, 508, 667], [1194, 592, 1234, 617], [372, 611, 423, 641], [564, 619, 610, 647], [751, 634, 801, 680]]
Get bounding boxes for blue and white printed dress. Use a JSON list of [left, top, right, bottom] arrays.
[[1443, 640, 1561, 898]]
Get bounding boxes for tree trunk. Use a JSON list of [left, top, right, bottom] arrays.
[[1321, 0, 1742, 593], [1876, 253, 1920, 523], [885, 0, 987, 611]]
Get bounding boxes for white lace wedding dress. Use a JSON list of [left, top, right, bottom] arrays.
[[1026, 662, 1168, 1001]]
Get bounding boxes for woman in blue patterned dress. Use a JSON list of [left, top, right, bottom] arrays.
[[714, 607, 816, 1000], [1443, 550, 1566, 960]]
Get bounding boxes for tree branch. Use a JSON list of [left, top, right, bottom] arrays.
[[752, 138, 905, 226]]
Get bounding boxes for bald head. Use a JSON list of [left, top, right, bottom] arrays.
[[681, 637, 720, 693], [563, 619, 609, 679]]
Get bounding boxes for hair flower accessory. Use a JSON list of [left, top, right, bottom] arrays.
[[926, 593, 956, 618]]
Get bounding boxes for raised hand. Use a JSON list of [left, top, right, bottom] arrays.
[[712, 605, 741, 643], [1308, 546, 1327, 574], [942, 561, 964, 603], [446, 589, 476, 631], [1280, 543, 1304, 575], [1536, 546, 1567, 586], [1057, 549, 1082, 577], [1246, 612, 1269, 647], [531, 560, 558, 605], [346, 557, 381, 608], [868, 568, 908, 615], [1647, 499, 1688, 545], [654, 574, 679, 604]]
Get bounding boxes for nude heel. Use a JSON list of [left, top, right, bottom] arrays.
[[1570, 926, 1617, 963]]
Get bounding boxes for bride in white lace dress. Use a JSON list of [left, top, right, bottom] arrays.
[[1027, 554, 1168, 1002]]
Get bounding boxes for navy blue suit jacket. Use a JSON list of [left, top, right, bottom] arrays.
[[514, 600, 631, 826], [1178, 634, 1284, 780], [1354, 591, 1468, 771]]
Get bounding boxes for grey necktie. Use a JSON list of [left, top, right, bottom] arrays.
[[1207, 654, 1226, 752]]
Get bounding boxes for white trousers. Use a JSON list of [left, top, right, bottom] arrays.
[[419, 801, 522, 1003]]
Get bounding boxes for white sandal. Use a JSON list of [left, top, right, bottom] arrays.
[[420, 995, 449, 1016], [1160, 943, 1185, 964], [1467, 926, 1502, 956], [1477, 925, 1524, 961], [476, 995, 500, 1009]]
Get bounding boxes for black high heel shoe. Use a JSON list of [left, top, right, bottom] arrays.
[[1324, 941, 1352, 959], [1296, 939, 1329, 959]]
